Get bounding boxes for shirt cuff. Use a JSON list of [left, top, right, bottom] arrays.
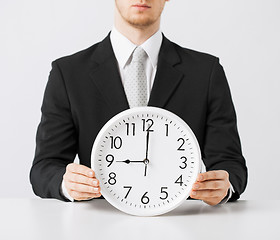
[[61, 179, 74, 202], [219, 184, 234, 204]]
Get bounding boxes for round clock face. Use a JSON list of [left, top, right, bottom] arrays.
[[91, 107, 201, 216]]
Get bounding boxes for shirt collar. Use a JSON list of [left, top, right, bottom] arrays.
[[110, 27, 163, 69]]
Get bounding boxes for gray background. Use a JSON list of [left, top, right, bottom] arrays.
[[1, 0, 279, 200]]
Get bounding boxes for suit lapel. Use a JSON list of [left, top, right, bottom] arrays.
[[89, 33, 129, 114], [148, 36, 184, 108], [90, 33, 184, 112]]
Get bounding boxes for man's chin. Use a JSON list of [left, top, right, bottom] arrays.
[[128, 17, 156, 28]]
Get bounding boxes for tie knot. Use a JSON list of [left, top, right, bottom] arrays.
[[132, 46, 147, 63]]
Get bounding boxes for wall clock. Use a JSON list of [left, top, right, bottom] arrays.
[[91, 107, 201, 216]]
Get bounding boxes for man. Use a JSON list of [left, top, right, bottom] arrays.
[[30, 0, 247, 206]]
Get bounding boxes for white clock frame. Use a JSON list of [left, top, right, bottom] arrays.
[[91, 107, 201, 216]]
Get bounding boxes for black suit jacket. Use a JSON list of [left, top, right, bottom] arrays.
[[30, 33, 247, 202]]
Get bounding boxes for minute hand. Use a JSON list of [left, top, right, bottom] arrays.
[[145, 130, 150, 160], [144, 130, 150, 177]]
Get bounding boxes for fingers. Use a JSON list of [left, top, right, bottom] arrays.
[[190, 170, 230, 206], [69, 191, 102, 201], [64, 172, 99, 187], [191, 189, 224, 199], [65, 181, 100, 193], [190, 187, 228, 206], [191, 180, 227, 200], [66, 163, 95, 178], [196, 170, 229, 182], [63, 163, 101, 201], [192, 180, 226, 191]]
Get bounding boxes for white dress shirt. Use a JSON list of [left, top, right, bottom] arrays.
[[61, 27, 233, 203], [110, 26, 163, 101]]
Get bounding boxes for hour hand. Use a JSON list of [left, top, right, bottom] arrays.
[[116, 159, 144, 164]]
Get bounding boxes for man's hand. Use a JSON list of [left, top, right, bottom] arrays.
[[190, 170, 230, 206], [63, 163, 101, 201]]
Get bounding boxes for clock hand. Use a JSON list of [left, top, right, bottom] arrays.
[[144, 163, 148, 177], [145, 130, 150, 160], [144, 130, 150, 177], [116, 159, 144, 164]]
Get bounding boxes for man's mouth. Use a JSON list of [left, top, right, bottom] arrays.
[[132, 4, 151, 11]]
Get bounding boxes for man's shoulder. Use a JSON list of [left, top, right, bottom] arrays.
[[52, 41, 101, 68], [52, 33, 113, 71], [52, 32, 113, 69], [177, 44, 218, 62], [161, 37, 222, 77], [168, 38, 219, 65]]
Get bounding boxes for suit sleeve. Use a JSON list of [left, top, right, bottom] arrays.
[[30, 61, 77, 201], [203, 58, 248, 201]]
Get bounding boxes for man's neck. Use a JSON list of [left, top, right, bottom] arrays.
[[114, 15, 160, 45]]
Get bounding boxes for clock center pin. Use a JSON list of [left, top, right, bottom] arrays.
[[144, 159, 149, 165]]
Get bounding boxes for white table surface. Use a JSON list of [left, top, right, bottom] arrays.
[[0, 198, 279, 240]]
